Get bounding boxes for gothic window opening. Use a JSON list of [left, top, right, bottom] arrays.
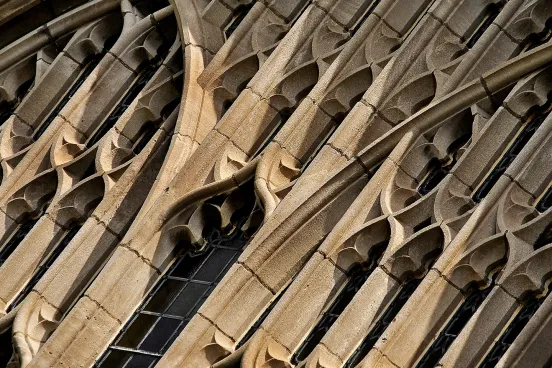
[[33, 34, 118, 141], [522, 19, 552, 52], [96, 184, 261, 367], [0, 198, 53, 267], [415, 271, 501, 368], [133, 91, 181, 156], [0, 328, 12, 367], [345, 276, 424, 368], [85, 60, 163, 149], [224, 3, 254, 40], [536, 184, 552, 213], [479, 286, 552, 367], [466, 2, 504, 49], [351, 0, 382, 35], [418, 133, 471, 195], [473, 100, 552, 202], [7, 223, 83, 312], [0, 76, 35, 128], [291, 242, 387, 365], [236, 278, 295, 350], [534, 221, 552, 250]]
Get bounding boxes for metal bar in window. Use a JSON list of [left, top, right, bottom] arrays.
[[33, 56, 101, 140], [479, 289, 551, 367], [8, 224, 81, 311], [97, 220, 252, 366], [109, 346, 163, 358], [345, 277, 423, 368], [415, 281, 495, 367], [165, 276, 215, 286], [138, 310, 189, 321], [292, 242, 386, 365]]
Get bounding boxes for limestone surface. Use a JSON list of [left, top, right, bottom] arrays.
[[0, 0, 551, 367]]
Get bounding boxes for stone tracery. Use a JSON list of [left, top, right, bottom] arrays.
[[0, 0, 552, 367]]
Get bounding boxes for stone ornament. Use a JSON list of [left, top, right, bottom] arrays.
[[0, 0, 551, 367]]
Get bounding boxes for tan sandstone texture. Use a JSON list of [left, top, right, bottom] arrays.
[[0, 0, 552, 367]]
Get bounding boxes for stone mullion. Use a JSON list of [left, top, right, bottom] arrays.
[[233, 0, 484, 366], [430, 129, 552, 367], [363, 92, 552, 367], [237, 0, 552, 366], [143, 1, 397, 366], [0, 17, 178, 316], [494, 290, 552, 368]]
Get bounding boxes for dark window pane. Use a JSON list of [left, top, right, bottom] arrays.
[[138, 317, 182, 352], [144, 279, 184, 312], [193, 248, 237, 282], [473, 103, 551, 202], [292, 244, 386, 365], [416, 284, 493, 367], [346, 278, 423, 367], [116, 314, 158, 349], [480, 291, 550, 367], [170, 251, 210, 279], [224, 234, 248, 250], [124, 354, 158, 368], [96, 350, 132, 368], [0, 329, 12, 367], [165, 282, 211, 317]]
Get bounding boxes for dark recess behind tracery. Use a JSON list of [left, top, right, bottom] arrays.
[[0, 0, 170, 50], [0, 0, 89, 49]]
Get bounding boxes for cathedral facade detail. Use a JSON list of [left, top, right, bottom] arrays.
[[0, 0, 551, 367]]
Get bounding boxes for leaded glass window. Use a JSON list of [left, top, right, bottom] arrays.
[[416, 278, 496, 367], [345, 276, 424, 368], [8, 224, 82, 311], [96, 185, 260, 367], [479, 287, 552, 367], [292, 242, 387, 365], [0, 199, 53, 266], [466, 2, 503, 49], [473, 101, 552, 202]]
